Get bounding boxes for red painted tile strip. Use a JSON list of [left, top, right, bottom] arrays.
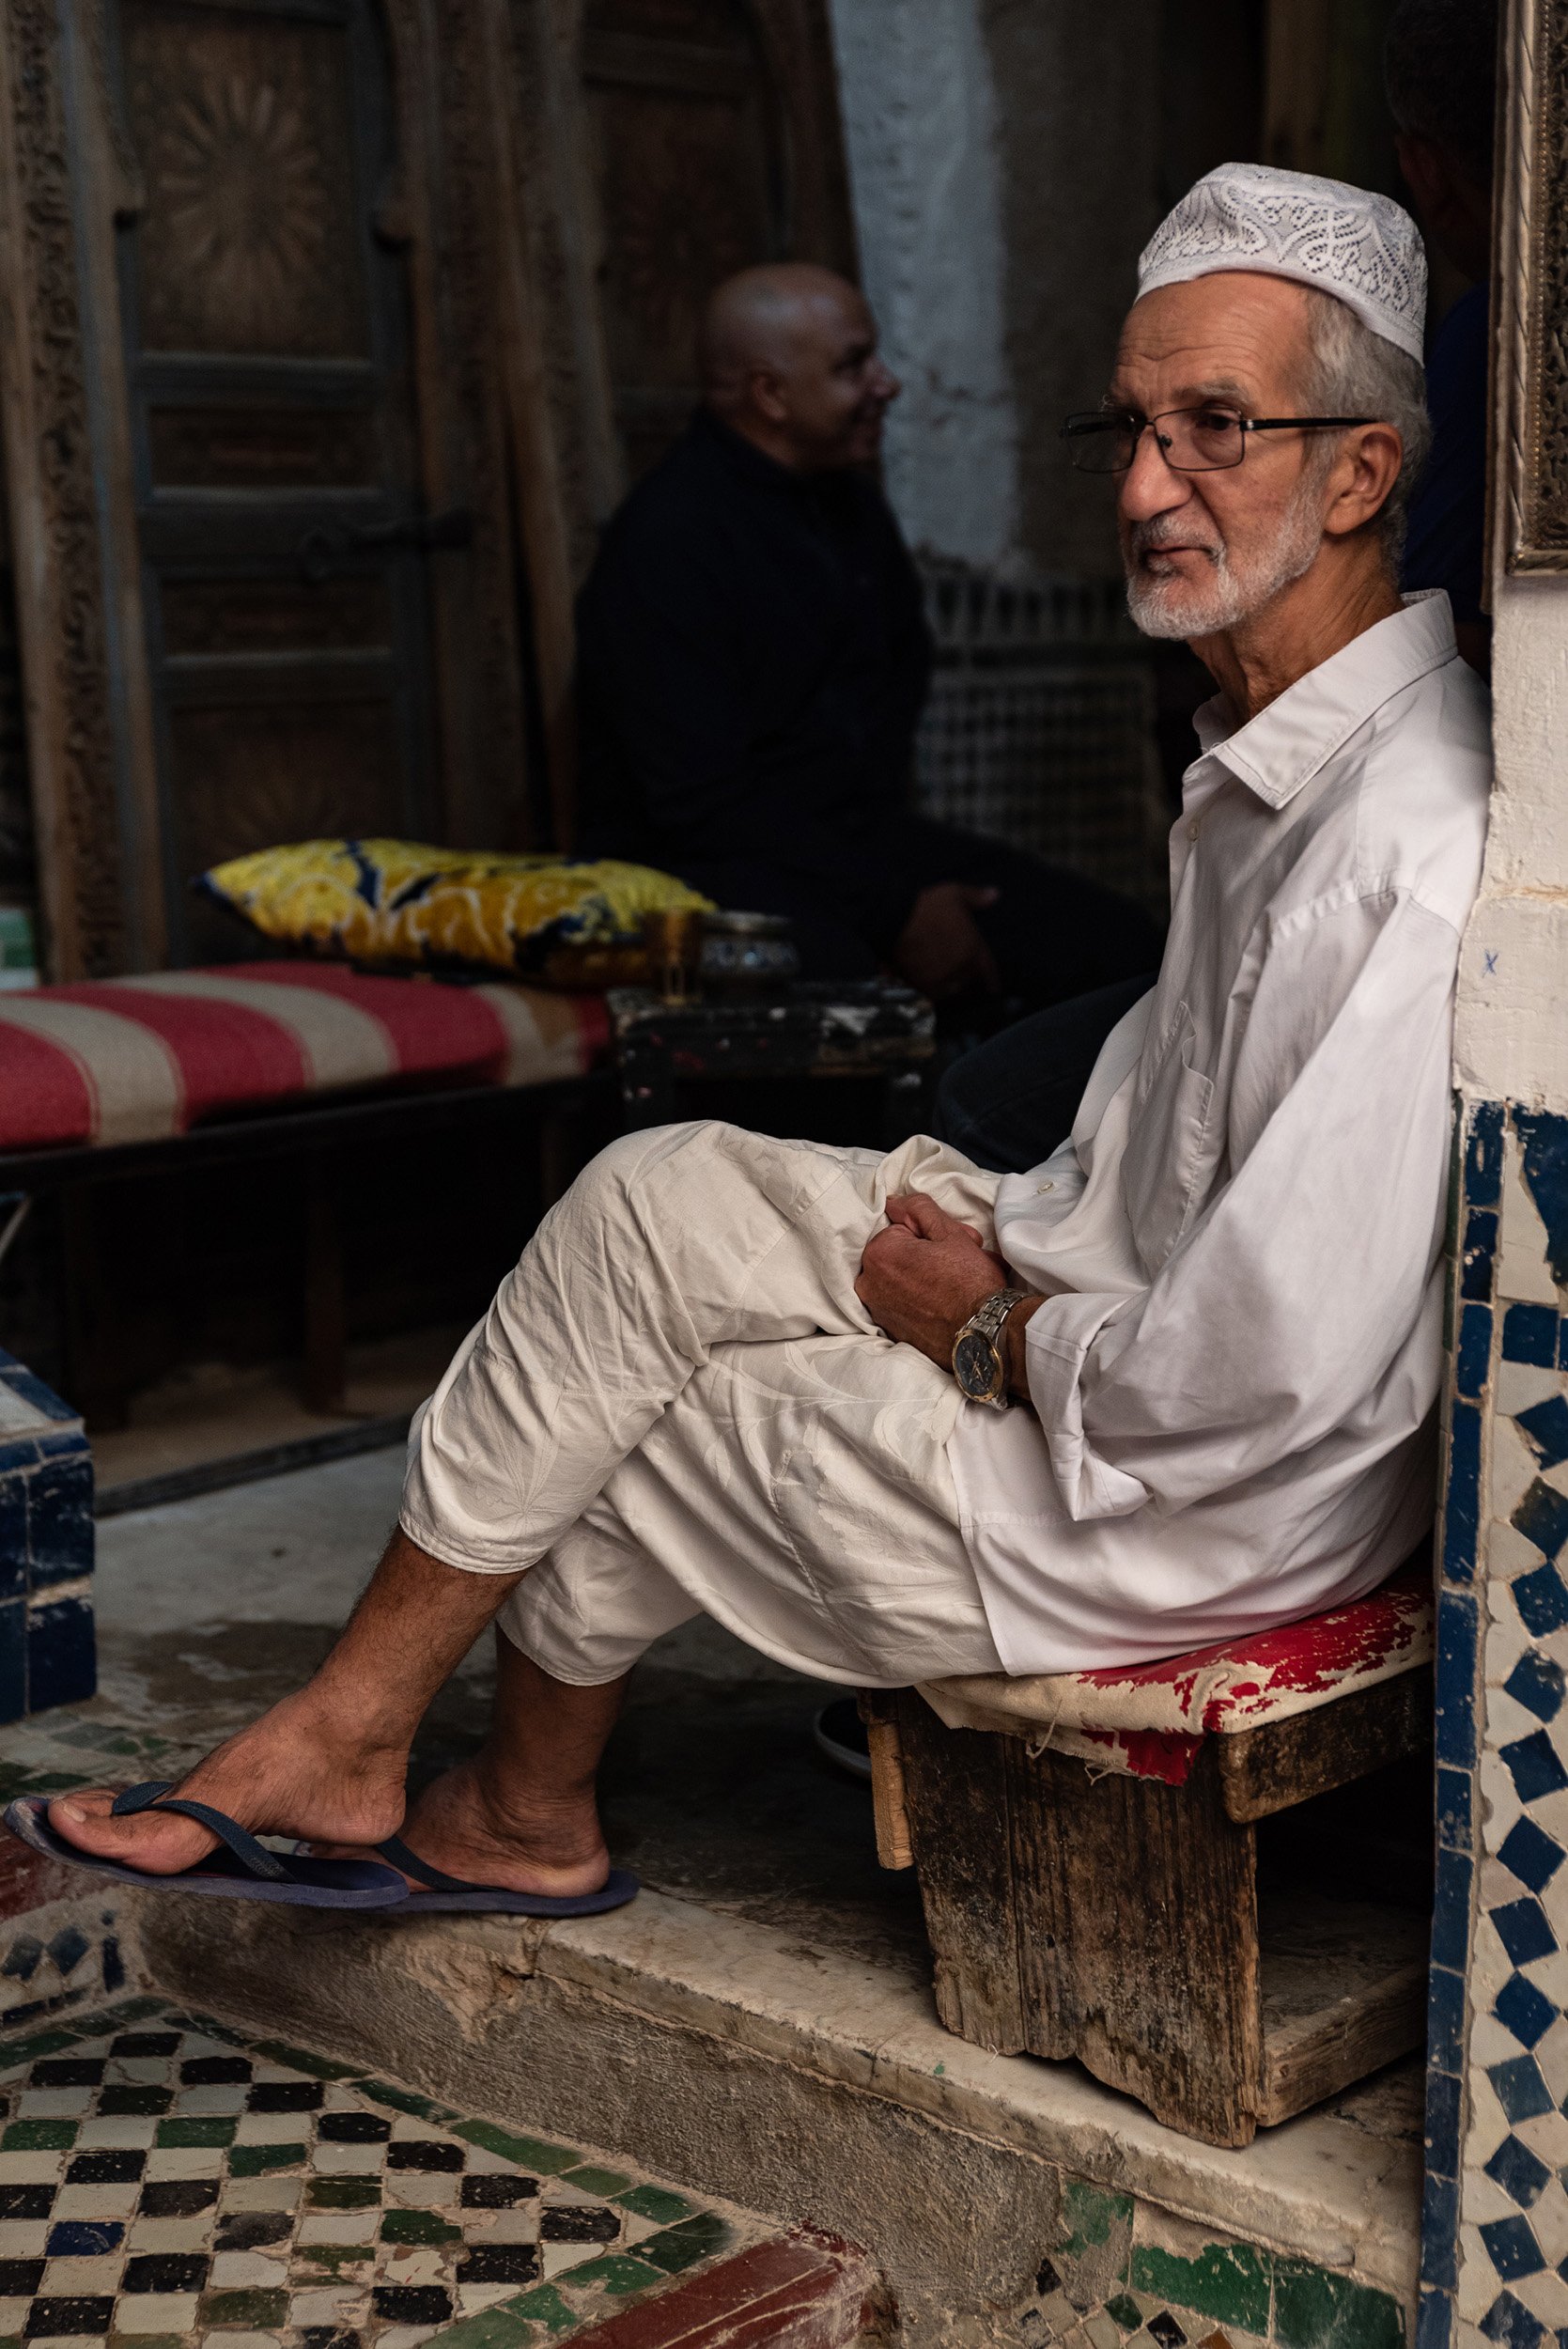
[[571, 2229, 882, 2349]]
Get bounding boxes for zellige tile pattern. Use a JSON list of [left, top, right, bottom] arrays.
[[1425, 1103, 1568, 2349], [0, 1999, 751, 2349], [0, 1715, 203, 2039], [1019, 2180, 1402, 2349]]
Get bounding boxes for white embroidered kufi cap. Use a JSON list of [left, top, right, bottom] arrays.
[[1136, 163, 1427, 361]]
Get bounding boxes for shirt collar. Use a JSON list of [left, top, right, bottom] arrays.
[[691, 406, 815, 497], [1189, 591, 1459, 810]]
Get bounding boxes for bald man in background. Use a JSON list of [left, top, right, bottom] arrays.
[[575, 265, 1160, 1013]]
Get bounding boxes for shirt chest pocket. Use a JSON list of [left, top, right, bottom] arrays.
[[1123, 1002, 1216, 1276]]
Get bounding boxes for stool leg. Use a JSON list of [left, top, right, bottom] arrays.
[[618, 1036, 675, 1131], [893, 1692, 1028, 2055], [60, 1180, 132, 1433], [896, 1694, 1265, 2146], [859, 1691, 913, 1871]]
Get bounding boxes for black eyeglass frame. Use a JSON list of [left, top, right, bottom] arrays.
[[1060, 405, 1379, 474]]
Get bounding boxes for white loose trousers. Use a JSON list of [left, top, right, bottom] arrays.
[[399, 1119, 1006, 1687]]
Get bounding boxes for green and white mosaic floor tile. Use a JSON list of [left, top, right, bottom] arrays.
[[0, 1710, 194, 1800], [0, 1999, 757, 2349], [1017, 2181, 1405, 2349], [0, 1713, 203, 2038]]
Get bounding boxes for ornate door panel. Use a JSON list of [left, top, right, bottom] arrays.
[[582, 0, 856, 482], [112, 0, 442, 962]]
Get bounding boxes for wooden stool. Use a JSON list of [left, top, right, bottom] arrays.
[[862, 1559, 1434, 2148]]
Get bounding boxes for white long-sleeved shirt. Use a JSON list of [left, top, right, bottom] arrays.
[[947, 592, 1491, 1674]]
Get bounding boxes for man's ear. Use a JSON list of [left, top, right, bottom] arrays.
[[1321, 423, 1405, 539], [747, 366, 790, 426], [1395, 133, 1450, 222], [1395, 131, 1492, 273]]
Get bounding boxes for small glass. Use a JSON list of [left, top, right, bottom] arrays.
[[699, 910, 800, 998], [642, 908, 705, 1004]]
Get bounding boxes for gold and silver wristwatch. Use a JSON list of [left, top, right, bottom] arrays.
[[952, 1289, 1030, 1410]]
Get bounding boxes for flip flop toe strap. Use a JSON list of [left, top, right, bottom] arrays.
[[112, 1781, 293, 1883], [376, 1833, 480, 1893]]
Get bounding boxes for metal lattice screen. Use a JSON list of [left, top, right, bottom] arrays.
[[914, 566, 1168, 910]]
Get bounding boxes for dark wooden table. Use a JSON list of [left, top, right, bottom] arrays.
[[609, 981, 937, 1135]]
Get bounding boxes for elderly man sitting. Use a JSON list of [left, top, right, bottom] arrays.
[[32, 166, 1490, 1914]]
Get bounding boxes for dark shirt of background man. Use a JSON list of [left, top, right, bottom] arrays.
[[576, 407, 933, 960], [1400, 279, 1488, 630], [575, 410, 1162, 1001], [1385, 0, 1497, 665]]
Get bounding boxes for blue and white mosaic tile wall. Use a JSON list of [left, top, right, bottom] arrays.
[[1423, 1102, 1568, 2349], [0, 1351, 95, 1723]]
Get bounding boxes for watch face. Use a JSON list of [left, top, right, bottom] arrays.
[[954, 1328, 1003, 1404]]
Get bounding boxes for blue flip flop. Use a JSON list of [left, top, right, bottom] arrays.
[[376, 1832, 639, 1917], [6, 1782, 410, 1908]]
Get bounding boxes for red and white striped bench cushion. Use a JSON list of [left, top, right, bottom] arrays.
[[918, 1558, 1433, 1784], [0, 962, 611, 1152]]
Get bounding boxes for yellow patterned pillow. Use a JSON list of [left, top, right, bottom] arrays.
[[200, 840, 713, 987]]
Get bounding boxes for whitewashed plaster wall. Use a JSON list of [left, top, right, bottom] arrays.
[[826, 0, 1022, 568], [1455, 582, 1568, 1106]]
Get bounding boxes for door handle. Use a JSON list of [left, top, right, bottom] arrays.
[[296, 507, 474, 583]]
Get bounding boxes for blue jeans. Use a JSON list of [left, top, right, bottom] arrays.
[[932, 973, 1157, 1175]]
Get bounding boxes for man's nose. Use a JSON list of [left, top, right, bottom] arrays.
[[1118, 429, 1191, 525], [871, 361, 900, 403]]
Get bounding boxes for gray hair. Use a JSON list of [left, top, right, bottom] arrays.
[[1298, 288, 1432, 568]]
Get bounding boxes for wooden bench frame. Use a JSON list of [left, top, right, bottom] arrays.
[[0, 1073, 608, 1446], [862, 1669, 1433, 2148], [0, 974, 938, 1454]]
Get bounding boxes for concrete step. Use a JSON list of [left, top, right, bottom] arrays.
[[134, 1885, 1421, 2349]]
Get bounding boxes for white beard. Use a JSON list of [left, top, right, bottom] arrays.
[[1124, 479, 1326, 640]]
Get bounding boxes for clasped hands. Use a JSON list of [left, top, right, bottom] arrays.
[[855, 1191, 1037, 1392]]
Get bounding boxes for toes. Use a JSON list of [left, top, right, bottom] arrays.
[[45, 1788, 118, 1849], [48, 1786, 116, 1823], [44, 1789, 216, 1875]]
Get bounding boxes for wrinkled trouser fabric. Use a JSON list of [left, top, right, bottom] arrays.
[[399, 1121, 1006, 1687]]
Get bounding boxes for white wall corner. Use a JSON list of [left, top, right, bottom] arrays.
[[826, 0, 1022, 569], [1453, 575, 1568, 1108]]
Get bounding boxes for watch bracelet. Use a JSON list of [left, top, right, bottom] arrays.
[[953, 1287, 1030, 1408]]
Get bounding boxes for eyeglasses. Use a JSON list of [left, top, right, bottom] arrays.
[[1061, 404, 1377, 474]]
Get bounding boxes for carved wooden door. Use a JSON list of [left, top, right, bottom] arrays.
[[582, 0, 857, 483], [110, 0, 445, 963]]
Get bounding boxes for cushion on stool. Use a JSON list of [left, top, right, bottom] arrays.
[[916, 1556, 1433, 1785]]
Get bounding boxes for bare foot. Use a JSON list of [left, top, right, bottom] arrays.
[[315, 1750, 611, 1902], [43, 1688, 410, 1876]]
